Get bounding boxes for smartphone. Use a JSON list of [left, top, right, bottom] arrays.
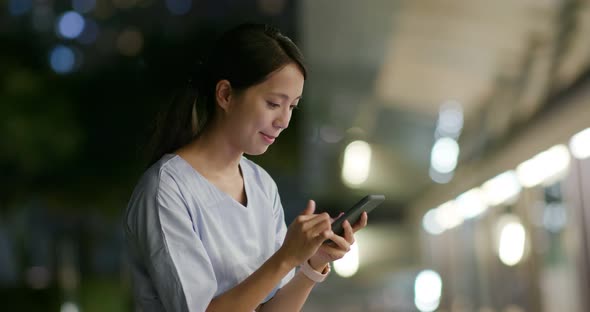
[[330, 194, 385, 237]]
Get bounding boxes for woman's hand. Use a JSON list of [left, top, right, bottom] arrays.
[[278, 200, 334, 268], [308, 211, 368, 270]]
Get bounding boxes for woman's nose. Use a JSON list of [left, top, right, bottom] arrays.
[[274, 110, 290, 129]]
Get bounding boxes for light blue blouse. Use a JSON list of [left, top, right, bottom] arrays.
[[124, 154, 295, 312]]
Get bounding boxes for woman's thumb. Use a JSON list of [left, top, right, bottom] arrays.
[[301, 199, 315, 215]]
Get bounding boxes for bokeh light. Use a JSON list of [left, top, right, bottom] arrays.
[[422, 209, 445, 235], [342, 140, 372, 187], [57, 11, 86, 39], [570, 127, 590, 159], [414, 270, 442, 312], [429, 167, 454, 184], [430, 137, 460, 174], [497, 217, 526, 266], [435, 200, 463, 230], [333, 242, 359, 278], [516, 144, 570, 188], [49, 45, 76, 74], [481, 171, 521, 206], [436, 100, 464, 139], [455, 188, 488, 220]]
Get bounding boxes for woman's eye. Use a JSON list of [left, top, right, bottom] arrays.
[[267, 102, 280, 108]]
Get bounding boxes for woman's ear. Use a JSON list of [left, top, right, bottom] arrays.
[[215, 80, 233, 112]]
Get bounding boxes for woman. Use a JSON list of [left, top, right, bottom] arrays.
[[124, 23, 368, 312]]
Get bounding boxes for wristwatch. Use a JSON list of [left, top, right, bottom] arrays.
[[299, 260, 331, 283]]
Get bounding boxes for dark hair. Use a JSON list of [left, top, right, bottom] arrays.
[[148, 23, 307, 166]]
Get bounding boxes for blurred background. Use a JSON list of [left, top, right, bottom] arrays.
[[2, 0, 590, 311]]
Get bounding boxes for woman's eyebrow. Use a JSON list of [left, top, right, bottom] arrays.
[[268, 92, 303, 101]]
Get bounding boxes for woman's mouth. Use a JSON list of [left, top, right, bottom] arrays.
[[260, 132, 276, 144]]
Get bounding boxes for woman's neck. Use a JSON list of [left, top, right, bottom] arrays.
[[177, 123, 243, 178]]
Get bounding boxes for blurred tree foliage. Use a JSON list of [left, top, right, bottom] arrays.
[[0, 12, 301, 214], [0, 32, 162, 213]]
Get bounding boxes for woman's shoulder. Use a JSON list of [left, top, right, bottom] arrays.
[[133, 154, 188, 194]]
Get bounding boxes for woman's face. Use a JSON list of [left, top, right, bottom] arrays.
[[224, 63, 304, 155]]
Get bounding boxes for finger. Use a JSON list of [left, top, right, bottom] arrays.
[[343, 220, 355, 244], [309, 216, 332, 237], [312, 228, 334, 245], [318, 244, 347, 259], [325, 233, 351, 252], [293, 200, 317, 223], [352, 211, 368, 232], [302, 212, 331, 231], [302, 199, 316, 215]]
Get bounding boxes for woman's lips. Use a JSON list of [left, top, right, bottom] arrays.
[[260, 132, 276, 144]]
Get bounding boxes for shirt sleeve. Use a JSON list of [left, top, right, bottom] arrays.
[[128, 168, 218, 312]]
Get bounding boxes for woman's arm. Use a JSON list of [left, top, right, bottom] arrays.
[[255, 261, 326, 312], [206, 247, 297, 312], [206, 200, 333, 312], [259, 212, 367, 312]]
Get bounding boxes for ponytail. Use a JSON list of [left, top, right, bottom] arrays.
[[147, 62, 213, 167]]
